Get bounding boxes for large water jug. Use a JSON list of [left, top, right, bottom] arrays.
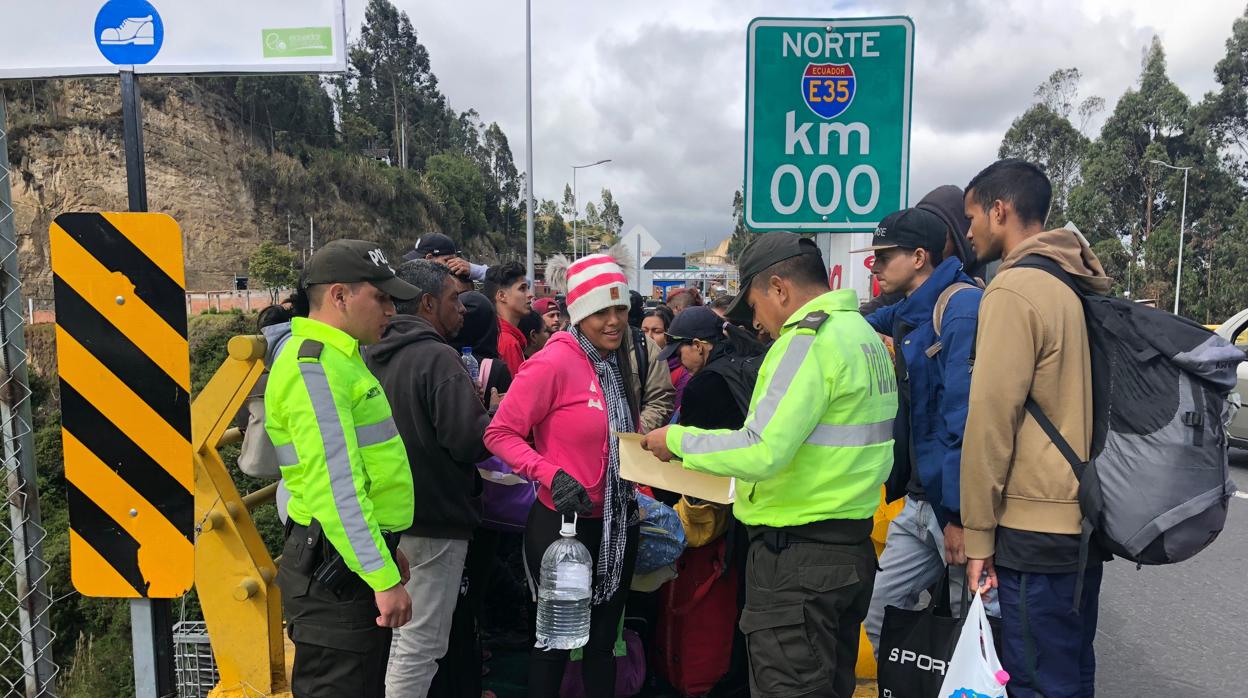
[[461, 346, 480, 384], [535, 514, 592, 650]]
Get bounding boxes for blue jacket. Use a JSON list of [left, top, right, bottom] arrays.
[[866, 258, 981, 527]]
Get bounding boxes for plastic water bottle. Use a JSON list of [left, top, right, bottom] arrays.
[[535, 515, 592, 650], [461, 346, 479, 384]]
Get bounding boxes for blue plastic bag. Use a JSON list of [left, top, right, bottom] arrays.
[[634, 493, 686, 574]]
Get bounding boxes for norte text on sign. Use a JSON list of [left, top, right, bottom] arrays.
[[745, 17, 914, 231], [51, 212, 193, 598]]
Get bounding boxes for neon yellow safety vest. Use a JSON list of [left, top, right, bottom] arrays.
[[265, 317, 414, 591], [666, 290, 897, 527]]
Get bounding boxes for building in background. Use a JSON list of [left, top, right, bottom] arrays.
[[619, 224, 662, 294]]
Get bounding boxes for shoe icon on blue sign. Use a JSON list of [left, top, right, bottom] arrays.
[[100, 15, 155, 46], [95, 0, 164, 65]]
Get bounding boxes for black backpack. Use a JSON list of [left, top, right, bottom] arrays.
[[1013, 255, 1242, 574], [699, 349, 763, 417]]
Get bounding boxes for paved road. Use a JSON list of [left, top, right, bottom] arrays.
[[1094, 453, 1248, 696]]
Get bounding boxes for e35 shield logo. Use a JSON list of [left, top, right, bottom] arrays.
[[802, 63, 856, 119]]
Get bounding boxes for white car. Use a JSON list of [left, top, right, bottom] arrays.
[[1214, 309, 1248, 448]]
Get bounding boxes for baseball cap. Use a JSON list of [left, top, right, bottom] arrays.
[[533, 297, 559, 315], [657, 306, 724, 361], [302, 239, 420, 301], [405, 233, 461, 261], [849, 208, 947, 254], [722, 232, 822, 324]]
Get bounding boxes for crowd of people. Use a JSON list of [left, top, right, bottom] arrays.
[[247, 158, 1117, 698]]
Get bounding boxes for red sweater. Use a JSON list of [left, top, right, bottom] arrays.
[[497, 318, 527, 377]]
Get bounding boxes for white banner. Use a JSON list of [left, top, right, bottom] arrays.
[[821, 231, 876, 303], [0, 0, 347, 78]]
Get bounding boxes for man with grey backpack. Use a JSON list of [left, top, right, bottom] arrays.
[[855, 206, 990, 656], [961, 159, 1240, 697]]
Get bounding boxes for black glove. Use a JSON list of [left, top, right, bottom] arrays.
[[551, 470, 592, 516]]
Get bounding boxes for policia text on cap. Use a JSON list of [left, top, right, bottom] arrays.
[[264, 240, 421, 698], [642, 232, 897, 697]]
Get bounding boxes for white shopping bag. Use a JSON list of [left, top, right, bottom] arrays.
[[937, 593, 1008, 698]]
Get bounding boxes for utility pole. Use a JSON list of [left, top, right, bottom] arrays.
[[1148, 159, 1193, 315], [571, 159, 611, 259], [525, 0, 535, 283]]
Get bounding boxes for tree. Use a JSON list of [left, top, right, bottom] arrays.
[[232, 75, 335, 153], [425, 152, 489, 237], [1197, 6, 1248, 182], [999, 69, 1097, 224], [346, 0, 449, 169], [1035, 68, 1082, 119], [537, 199, 567, 251], [583, 202, 600, 229], [728, 189, 750, 260], [598, 189, 623, 239], [561, 184, 576, 221], [249, 241, 299, 303], [1067, 38, 1197, 251], [999, 105, 1089, 224]]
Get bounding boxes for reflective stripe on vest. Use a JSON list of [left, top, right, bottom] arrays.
[[275, 442, 298, 467], [804, 419, 893, 447], [356, 417, 399, 449], [298, 361, 386, 574], [679, 332, 815, 455]]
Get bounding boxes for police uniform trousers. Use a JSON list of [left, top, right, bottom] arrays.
[[740, 518, 876, 698], [278, 521, 393, 698]]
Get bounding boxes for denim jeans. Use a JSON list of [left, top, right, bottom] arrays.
[[864, 496, 998, 655], [385, 536, 470, 698]]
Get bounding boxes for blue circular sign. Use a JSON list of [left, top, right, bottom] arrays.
[[94, 0, 164, 66]]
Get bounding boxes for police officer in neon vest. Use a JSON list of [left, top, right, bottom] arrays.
[[265, 240, 419, 697], [643, 232, 897, 698]]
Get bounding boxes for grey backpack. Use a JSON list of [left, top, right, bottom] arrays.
[[1015, 255, 1241, 571]]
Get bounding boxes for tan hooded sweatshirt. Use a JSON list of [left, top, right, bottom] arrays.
[[961, 228, 1111, 559]]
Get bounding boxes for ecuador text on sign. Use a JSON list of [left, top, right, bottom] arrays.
[[51, 212, 193, 598], [745, 17, 914, 231]]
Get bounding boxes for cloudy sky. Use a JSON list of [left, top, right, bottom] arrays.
[[350, 0, 1245, 256]]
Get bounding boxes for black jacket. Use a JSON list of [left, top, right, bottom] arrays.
[[366, 315, 491, 539], [680, 343, 755, 431]]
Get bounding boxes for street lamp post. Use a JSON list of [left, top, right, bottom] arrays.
[[1148, 159, 1192, 315], [571, 159, 611, 258], [524, 0, 535, 284]]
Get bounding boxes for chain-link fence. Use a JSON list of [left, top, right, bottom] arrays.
[[0, 92, 59, 697]]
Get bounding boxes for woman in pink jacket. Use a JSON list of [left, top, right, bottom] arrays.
[[484, 254, 641, 697]]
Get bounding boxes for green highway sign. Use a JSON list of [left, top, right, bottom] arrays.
[[744, 17, 914, 231]]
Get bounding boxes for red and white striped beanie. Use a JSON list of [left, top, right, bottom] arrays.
[[566, 254, 630, 326]]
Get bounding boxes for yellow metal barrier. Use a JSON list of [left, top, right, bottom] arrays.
[[855, 487, 906, 680], [193, 335, 290, 697]]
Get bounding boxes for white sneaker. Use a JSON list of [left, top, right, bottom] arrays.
[[100, 16, 155, 46]]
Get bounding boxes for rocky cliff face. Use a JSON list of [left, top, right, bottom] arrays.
[[3, 77, 518, 307], [5, 78, 279, 300]]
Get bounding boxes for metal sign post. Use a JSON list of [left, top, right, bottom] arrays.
[[123, 71, 176, 698]]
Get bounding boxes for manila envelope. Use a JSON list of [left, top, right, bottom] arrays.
[[615, 432, 735, 504]]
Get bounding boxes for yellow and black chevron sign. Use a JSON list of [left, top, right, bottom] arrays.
[[50, 212, 192, 598]]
